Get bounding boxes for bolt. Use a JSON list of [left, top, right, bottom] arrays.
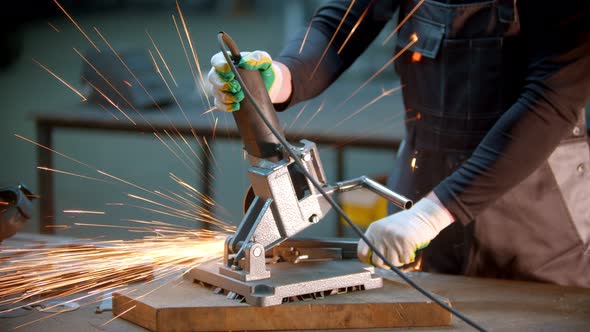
[[577, 163, 585, 175], [573, 126, 582, 136], [253, 246, 263, 257], [308, 214, 319, 223]]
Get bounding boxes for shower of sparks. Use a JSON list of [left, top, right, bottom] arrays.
[[337, 0, 372, 54], [63, 210, 106, 215], [333, 33, 418, 111], [175, 0, 211, 110], [53, 0, 100, 52], [299, 8, 319, 54], [0, 231, 227, 320], [37, 166, 114, 184], [32, 59, 87, 101], [81, 76, 137, 125], [47, 22, 60, 32], [331, 85, 403, 129], [382, 0, 425, 45], [147, 31, 179, 87], [309, 0, 356, 80]]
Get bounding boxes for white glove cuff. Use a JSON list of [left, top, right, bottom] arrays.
[[268, 61, 292, 104], [413, 197, 454, 235]]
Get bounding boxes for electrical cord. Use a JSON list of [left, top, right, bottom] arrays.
[[217, 32, 486, 332]]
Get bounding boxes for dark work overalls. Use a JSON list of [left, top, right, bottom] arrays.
[[387, 0, 590, 287]]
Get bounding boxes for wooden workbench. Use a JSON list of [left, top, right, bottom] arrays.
[[2, 269, 589, 331]]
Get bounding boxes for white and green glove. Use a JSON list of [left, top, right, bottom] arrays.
[[357, 195, 454, 268], [207, 51, 291, 112]]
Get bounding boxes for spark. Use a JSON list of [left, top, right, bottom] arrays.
[[148, 50, 193, 130], [333, 33, 418, 111], [32, 59, 87, 101], [163, 130, 199, 170], [15, 134, 91, 168], [176, 1, 211, 109], [53, 0, 100, 52], [331, 85, 403, 129], [37, 166, 115, 184], [212, 117, 219, 139], [299, 8, 319, 54], [153, 132, 195, 173], [287, 100, 311, 131], [172, 14, 202, 103], [96, 102, 120, 120], [382, 0, 425, 45], [74, 47, 143, 120], [300, 100, 326, 132], [309, 0, 356, 80], [147, 30, 179, 87], [81, 76, 137, 125], [410, 157, 417, 171], [123, 80, 132, 87], [47, 22, 60, 32], [0, 202, 9, 206], [338, 0, 372, 54], [102, 305, 136, 326], [63, 210, 105, 215]]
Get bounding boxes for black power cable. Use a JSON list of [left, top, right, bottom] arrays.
[[217, 32, 486, 332]]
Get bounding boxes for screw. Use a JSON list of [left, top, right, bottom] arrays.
[[308, 214, 319, 223]]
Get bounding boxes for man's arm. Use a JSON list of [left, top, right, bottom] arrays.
[[275, 0, 394, 109], [434, 1, 590, 224]]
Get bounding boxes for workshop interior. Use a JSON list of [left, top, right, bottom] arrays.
[[1, 0, 590, 331]]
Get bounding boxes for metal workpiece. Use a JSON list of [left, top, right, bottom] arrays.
[[332, 176, 413, 210]]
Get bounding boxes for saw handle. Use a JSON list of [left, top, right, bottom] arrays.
[[218, 32, 284, 161]]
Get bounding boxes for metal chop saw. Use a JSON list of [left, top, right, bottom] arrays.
[[186, 32, 413, 306]]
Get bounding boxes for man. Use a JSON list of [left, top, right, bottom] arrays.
[[209, 0, 590, 287]]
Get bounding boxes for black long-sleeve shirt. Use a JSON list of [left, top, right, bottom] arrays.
[[276, 0, 590, 224]]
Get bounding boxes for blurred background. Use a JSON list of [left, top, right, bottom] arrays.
[[0, 0, 405, 240]]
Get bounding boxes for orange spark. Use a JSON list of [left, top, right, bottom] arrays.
[[338, 1, 372, 54], [102, 305, 136, 326], [299, 8, 319, 54], [123, 80, 132, 87], [212, 117, 219, 139], [300, 100, 326, 132], [32, 59, 86, 101], [287, 100, 311, 131], [333, 34, 418, 111], [15, 134, 91, 168], [47, 22, 60, 32], [382, 0, 425, 45], [147, 30, 179, 87], [410, 157, 417, 171], [63, 210, 105, 215], [37, 166, 114, 184], [176, 1, 211, 109], [81, 77, 137, 125], [309, 0, 357, 80], [53, 0, 100, 52], [332, 85, 403, 128], [148, 50, 193, 130]]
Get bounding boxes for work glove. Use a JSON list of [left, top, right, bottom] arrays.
[[357, 196, 454, 268], [207, 51, 290, 112]]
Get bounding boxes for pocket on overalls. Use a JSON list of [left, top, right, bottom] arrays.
[[547, 137, 590, 253]]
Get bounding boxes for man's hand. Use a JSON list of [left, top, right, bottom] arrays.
[[357, 194, 454, 268], [207, 51, 291, 112]]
